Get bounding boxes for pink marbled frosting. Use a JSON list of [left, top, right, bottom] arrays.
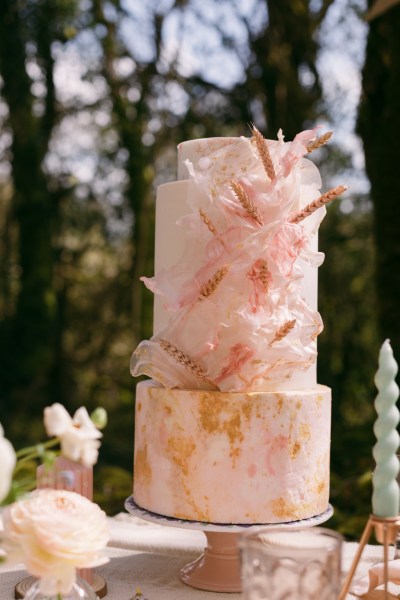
[[134, 380, 331, 524]]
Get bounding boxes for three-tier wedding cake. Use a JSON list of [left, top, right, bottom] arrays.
[[130, 128, 345, 524]]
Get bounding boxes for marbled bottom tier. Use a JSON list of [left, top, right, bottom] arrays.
[[133, 380, 331, 524]]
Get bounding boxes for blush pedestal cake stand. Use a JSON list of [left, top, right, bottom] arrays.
[[125, 496, 333, 593]]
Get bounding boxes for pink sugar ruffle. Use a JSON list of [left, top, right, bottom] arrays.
[[131, 130, 328, 392]]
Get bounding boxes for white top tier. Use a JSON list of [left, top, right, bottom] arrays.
[[152, 137, 319, 390], [177, 137, 239, 180]]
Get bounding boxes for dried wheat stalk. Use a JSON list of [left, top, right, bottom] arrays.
[[199, 208, 217, 236], [258, 259, 270, 292], [200, 265, 229, 298], [251, 125, 276, 180], [269, 319, 296, 345], [289, 185, 348, 224], [159, 339, 213, 385], [230, 180, 263, 226], [306, 131, 333, 153]]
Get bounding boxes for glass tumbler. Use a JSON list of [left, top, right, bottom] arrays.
[[240, 526, 343, 600]]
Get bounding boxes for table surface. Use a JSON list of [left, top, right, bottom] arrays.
[[0, 513, 397, 599]]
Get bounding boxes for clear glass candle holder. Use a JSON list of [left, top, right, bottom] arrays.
[[239, 526, 343, 600]]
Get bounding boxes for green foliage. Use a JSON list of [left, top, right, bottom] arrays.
[[0, 0, 392, 532], [94, 465, 133, 516]]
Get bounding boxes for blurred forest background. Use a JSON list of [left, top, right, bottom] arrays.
[[0, 0, 399, 539]]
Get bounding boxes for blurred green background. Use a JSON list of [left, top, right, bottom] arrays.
[[1, 0, 399, 539]]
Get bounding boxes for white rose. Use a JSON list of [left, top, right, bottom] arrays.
[[0, 423, 16, 503], [2, 489, 110, 595], [44, 404, 102, 467]]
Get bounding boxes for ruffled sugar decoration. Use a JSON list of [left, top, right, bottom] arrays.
[[130, 338, 217, 392], [131, 128, 346, 392]]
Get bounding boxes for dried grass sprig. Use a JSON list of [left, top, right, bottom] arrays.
[[269, 319, 296, 345], [306, 131, 333, 153], [288, 185, 348, 224], [230, 180, 263, 226], [199, 208, 217, 236], [200, 265, 229, 298], [258, 259, 270, 293], [159, 339, 214, 386], [251, 125, 276, 180]]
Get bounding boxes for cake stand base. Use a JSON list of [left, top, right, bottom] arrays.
[[125, 497, 333, 593], [180, 531, 241, 592]]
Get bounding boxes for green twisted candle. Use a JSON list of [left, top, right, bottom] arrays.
[[372, 339, 400, 517]]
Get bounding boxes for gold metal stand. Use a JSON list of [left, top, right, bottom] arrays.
[[338, 514, 400, 600]]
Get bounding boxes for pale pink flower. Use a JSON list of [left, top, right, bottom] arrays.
[[44, 403, 102, 467], [0, 423, 16, 503], [2, 489, 110, 596]]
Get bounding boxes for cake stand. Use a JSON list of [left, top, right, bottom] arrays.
[[125, 496, 333, 593]]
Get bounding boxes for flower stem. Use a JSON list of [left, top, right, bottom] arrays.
[[15, 437, 59, 459]]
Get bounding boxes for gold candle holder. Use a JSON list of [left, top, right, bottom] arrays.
[[338, 514, 400, 600]]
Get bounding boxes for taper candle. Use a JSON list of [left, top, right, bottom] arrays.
[[372, 339, 400, 517]]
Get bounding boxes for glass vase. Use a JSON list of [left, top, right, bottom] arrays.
[[240, 526, 343, 600], [36, 457, 94, 585], [23, 576, 98, 600]]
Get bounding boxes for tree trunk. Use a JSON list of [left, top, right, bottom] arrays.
[[233, 0, 331, 138], [92, 0, 156, 344], [357, 4, 400, 362], [0, 1, 57, 419]]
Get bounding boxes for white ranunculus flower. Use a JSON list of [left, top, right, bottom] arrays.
[[2, 489, 110, 595], [44, 404, 102, 467], [0, 423, 16, 503], [43, 403, 72, 437]]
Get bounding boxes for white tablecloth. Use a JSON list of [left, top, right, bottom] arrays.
[[0, 513, 397, 599]]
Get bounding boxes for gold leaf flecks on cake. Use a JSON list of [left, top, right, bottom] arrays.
[[182, 481, 211, 522], [226, 414, 244, 465], [307, 456, 329, 499], [271, 497, 313, 520], [315, 479, 327, 496], [299, 422, 311, 441], [274, 394, 284, 416], [289, 441, 301, 459], [167, 436, 196, 476], [241, 398, 254, 421], [198, 395, 244, 465], [134, 445, 152, 486], [199, 393, 224, 433]]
